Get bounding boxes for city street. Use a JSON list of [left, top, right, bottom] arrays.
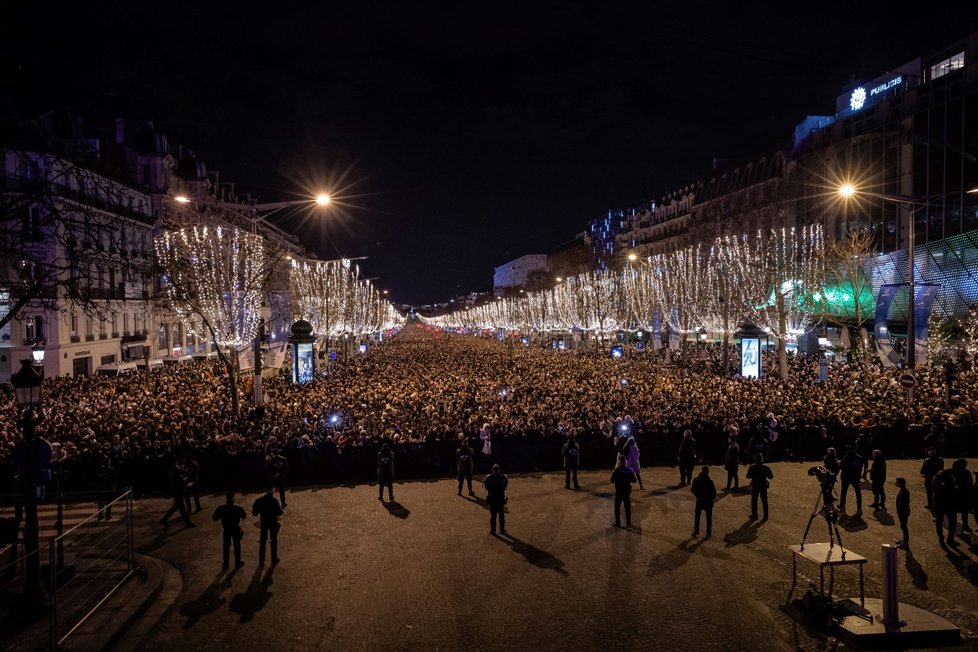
[[132, 460, 978, 651]]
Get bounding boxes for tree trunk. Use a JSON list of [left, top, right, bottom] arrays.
[[777, 293, 789, 380]]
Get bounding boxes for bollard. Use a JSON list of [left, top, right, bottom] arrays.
[[881, 544, 901, 626]]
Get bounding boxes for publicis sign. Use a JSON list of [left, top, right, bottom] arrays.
[[837, 72, 904, 115]]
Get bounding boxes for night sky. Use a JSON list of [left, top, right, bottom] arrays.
[[3, 1, 976, 304]]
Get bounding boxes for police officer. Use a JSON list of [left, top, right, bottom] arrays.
[[457, 441, 475, 496], [919, 447, 944, 509], [894, 477, 911, 548], [746, 453, 773, 520], [212, 492, 246, 570], [610, 453, 637, 528], [869, 449, 887, 510], [266, 450, 289, 508], [377, 443, 395, 501], [838, 446, 863, 512], [251, 488, 282, 567], [484, 463, 509, 535], [677, 430, 696, 486], [691, 465, 717, 538], [563, 436, 581, 490]]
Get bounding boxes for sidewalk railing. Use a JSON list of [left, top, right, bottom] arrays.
[[0, 490, 138, 651]]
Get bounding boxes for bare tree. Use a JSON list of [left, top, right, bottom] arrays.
[[155, 210, 283, 413], [818, 228, 876, 362]]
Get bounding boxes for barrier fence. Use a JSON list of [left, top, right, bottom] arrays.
[[0, 490, 138, 651]]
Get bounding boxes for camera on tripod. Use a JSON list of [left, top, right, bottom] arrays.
[[807, 466, 837, 490]]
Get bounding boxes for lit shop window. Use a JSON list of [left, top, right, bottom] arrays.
[[929, 52, 964, 81]]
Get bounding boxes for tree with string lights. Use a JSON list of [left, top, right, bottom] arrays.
[[155, 215, 281, 413]]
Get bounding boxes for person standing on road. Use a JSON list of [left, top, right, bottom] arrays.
[[677, 430, 696, 486], [266, 450, 289, 508], [183, 454, 202, 514], [894, 477, 911, 548], [691, 466, 717, 538], [950, 458, 973, 533], [932, 467, 959, 546], [377, 443, 395, 501], [562, 435, 581, 490], [745, 453, 773, 521], [920, 447, 944, 510], [212, 492, 246, 570], [723, 438, 740, 491], [457, 440, 475, 496], [869, 450, 887, 510], [838, 446, 863, 513], [484, 463, 509, 535], [610, 453, 637, 528], [252, 488, 283, 567], [159, 460, 194, 528]]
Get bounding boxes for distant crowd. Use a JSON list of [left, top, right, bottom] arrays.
[[1, 325, 976, 485]]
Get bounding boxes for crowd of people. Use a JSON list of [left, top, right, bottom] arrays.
[[1, 325, 976, 491]]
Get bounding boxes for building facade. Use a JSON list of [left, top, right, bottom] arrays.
[[493, 254, 549, 295]]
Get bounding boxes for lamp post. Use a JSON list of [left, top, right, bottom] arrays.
[[11, 358, 44, 600], [838, 185, 937, 373]]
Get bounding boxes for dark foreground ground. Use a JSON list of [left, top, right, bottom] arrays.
[[132, 460, 978, 651]]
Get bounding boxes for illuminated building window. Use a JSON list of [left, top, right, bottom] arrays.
[[929, 52, 964, 81]]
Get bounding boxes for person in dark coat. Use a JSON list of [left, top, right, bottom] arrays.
[[723, 439, 740, 491], [677, 430, 696, 486], [894, 477, 911, 548], [950, 458, 973, 533], [869, 449, 887, 510], [745, 453, 773, 520], [838, 446, 863, 512], [690, 466, 717, 537], [457, 441, 475, 496], [212, 491, 246, 570], [96, 456, 117, 521], [562, 435, 581, 490], [251, 488, 283, 566], [932, 467, 959, 546], [855, 430, 872, 480], [919, 447, 944, 509], [610, 453, 637, 528], [183, 454, 202, 514], [159, 461, 194, 528], [377, 443, 395, 501], [266, 451, 289, 508], [484, 464, 509, 535]]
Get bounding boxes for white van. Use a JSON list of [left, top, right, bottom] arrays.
[[95, 361, 139, 376]]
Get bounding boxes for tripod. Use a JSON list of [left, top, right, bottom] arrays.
[[800, 481, 846, 559]]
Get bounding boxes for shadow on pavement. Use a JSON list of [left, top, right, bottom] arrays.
[[180, 569, 235, 628], [905, 548, 928, 590], [648, 485, 684, 496], [461, 495, 488, 509], [382, 500, 411, 519], [229, 566, 274, 624], [837, 513, 868, 533], [723, 520, 760, 547], [871, 509, 895, 526], [495, 532, 568, 576], [945, 548, 978, 587]]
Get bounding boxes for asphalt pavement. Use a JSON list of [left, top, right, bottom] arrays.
[[129, 459, 978, 651]]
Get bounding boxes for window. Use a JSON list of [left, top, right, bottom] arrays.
[[25, 315, 43, 341], [22, 206, 42, 242], [70, 313, 79, 339], [123, 312, 130, 335], [929, 52, 964, 81]]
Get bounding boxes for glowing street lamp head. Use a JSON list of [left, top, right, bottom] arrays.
[[627, 252, 638, 262], [315, 193, 331, 206], [838, 184, 856, 198], [174, 195, 191, 204]]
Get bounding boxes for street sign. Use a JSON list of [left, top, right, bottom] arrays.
[[899, 372, 916, 389]]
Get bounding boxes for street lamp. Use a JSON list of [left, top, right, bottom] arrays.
[[10, 359, 44, 600], [31, 339, 45, 369], [315, 193, 331, 206], [837, 183, 932, 371]]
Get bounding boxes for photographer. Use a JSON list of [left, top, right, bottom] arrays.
[[746, 454, 773, 520]]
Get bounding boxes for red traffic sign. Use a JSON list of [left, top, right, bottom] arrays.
[[899, 373, 916, 389]]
